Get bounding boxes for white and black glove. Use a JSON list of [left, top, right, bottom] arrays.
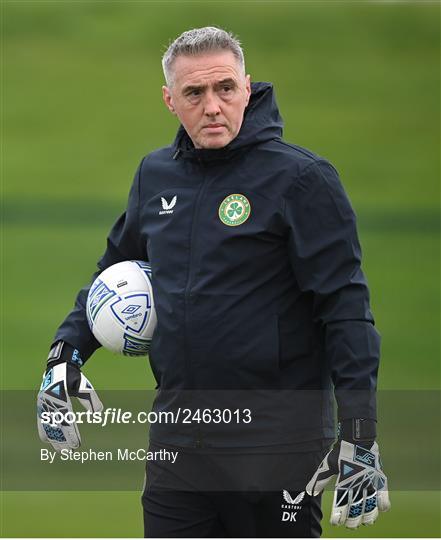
[[306, 419, 390, 528], [37, 341, 103, 452]]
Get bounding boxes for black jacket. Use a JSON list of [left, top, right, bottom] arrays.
[[55, 82, 380, 449]]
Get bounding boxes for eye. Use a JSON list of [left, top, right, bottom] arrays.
[[185, 88, 202, 98]]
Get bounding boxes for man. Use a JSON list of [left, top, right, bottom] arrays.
[[37, 27, 390, 537]]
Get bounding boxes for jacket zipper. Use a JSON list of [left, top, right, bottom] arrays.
[[183, 160, 209, 447], [185, 164, 209, 297]]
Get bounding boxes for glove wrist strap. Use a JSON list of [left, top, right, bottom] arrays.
[[47, 341, 84, 370], [338, 418, 377, 444]]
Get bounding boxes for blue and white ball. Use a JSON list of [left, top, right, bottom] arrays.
[[86, 260, 156, 356]]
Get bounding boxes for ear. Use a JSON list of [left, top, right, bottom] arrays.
[[244, 74, 251, 106], [162, 86, 176, 115]]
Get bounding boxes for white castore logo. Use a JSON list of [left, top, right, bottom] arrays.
[[159, 196, 177, 215], [280, 490, 305, 523], [283, 490, 305, 505]]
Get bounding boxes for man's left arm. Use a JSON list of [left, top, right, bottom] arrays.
[[284, 160, 379, 417], [283, 159, 390, 527]]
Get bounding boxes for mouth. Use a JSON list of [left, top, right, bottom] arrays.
[[202, 123, 226, 132]]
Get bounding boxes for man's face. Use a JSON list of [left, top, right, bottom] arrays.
[[162, 51, 251, 149]]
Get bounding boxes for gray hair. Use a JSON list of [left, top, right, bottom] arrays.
[[162, 27, 245, 87]]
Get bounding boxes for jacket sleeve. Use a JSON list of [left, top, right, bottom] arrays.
[[283, 160, 380, 420], [53, 158, 148, 361]]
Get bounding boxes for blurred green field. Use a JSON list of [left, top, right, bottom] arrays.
[[1, 1, 440, 537]]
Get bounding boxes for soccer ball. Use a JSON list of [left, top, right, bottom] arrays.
[[86, 260, 156, 356]]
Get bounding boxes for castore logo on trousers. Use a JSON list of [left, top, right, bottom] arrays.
[[281, 490, 305, 523]]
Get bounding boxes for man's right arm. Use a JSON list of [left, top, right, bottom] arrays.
[[53, 157, 147, 361], [37, 158, 148, 451]]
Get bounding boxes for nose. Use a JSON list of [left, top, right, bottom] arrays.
[[203, 90, 221, 117]]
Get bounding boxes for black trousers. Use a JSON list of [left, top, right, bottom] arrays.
[[142, 442, 329, 538]]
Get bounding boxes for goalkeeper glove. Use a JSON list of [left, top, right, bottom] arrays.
[[37, 341, 103, 452], [306, 419, 390, 528]]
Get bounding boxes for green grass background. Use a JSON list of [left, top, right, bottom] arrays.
[[1, 0, 440, 537]]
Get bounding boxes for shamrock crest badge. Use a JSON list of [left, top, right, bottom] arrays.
[[218, 194, 251, 227]]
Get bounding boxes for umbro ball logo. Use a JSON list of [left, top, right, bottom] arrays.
[[121, 304, 141, 315], [159, 196, 177, 215]]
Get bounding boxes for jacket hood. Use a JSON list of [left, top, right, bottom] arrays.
[[172, 82, 283, 161]]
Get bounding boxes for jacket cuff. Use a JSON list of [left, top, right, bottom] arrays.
[[335, 389, 377, 421]]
